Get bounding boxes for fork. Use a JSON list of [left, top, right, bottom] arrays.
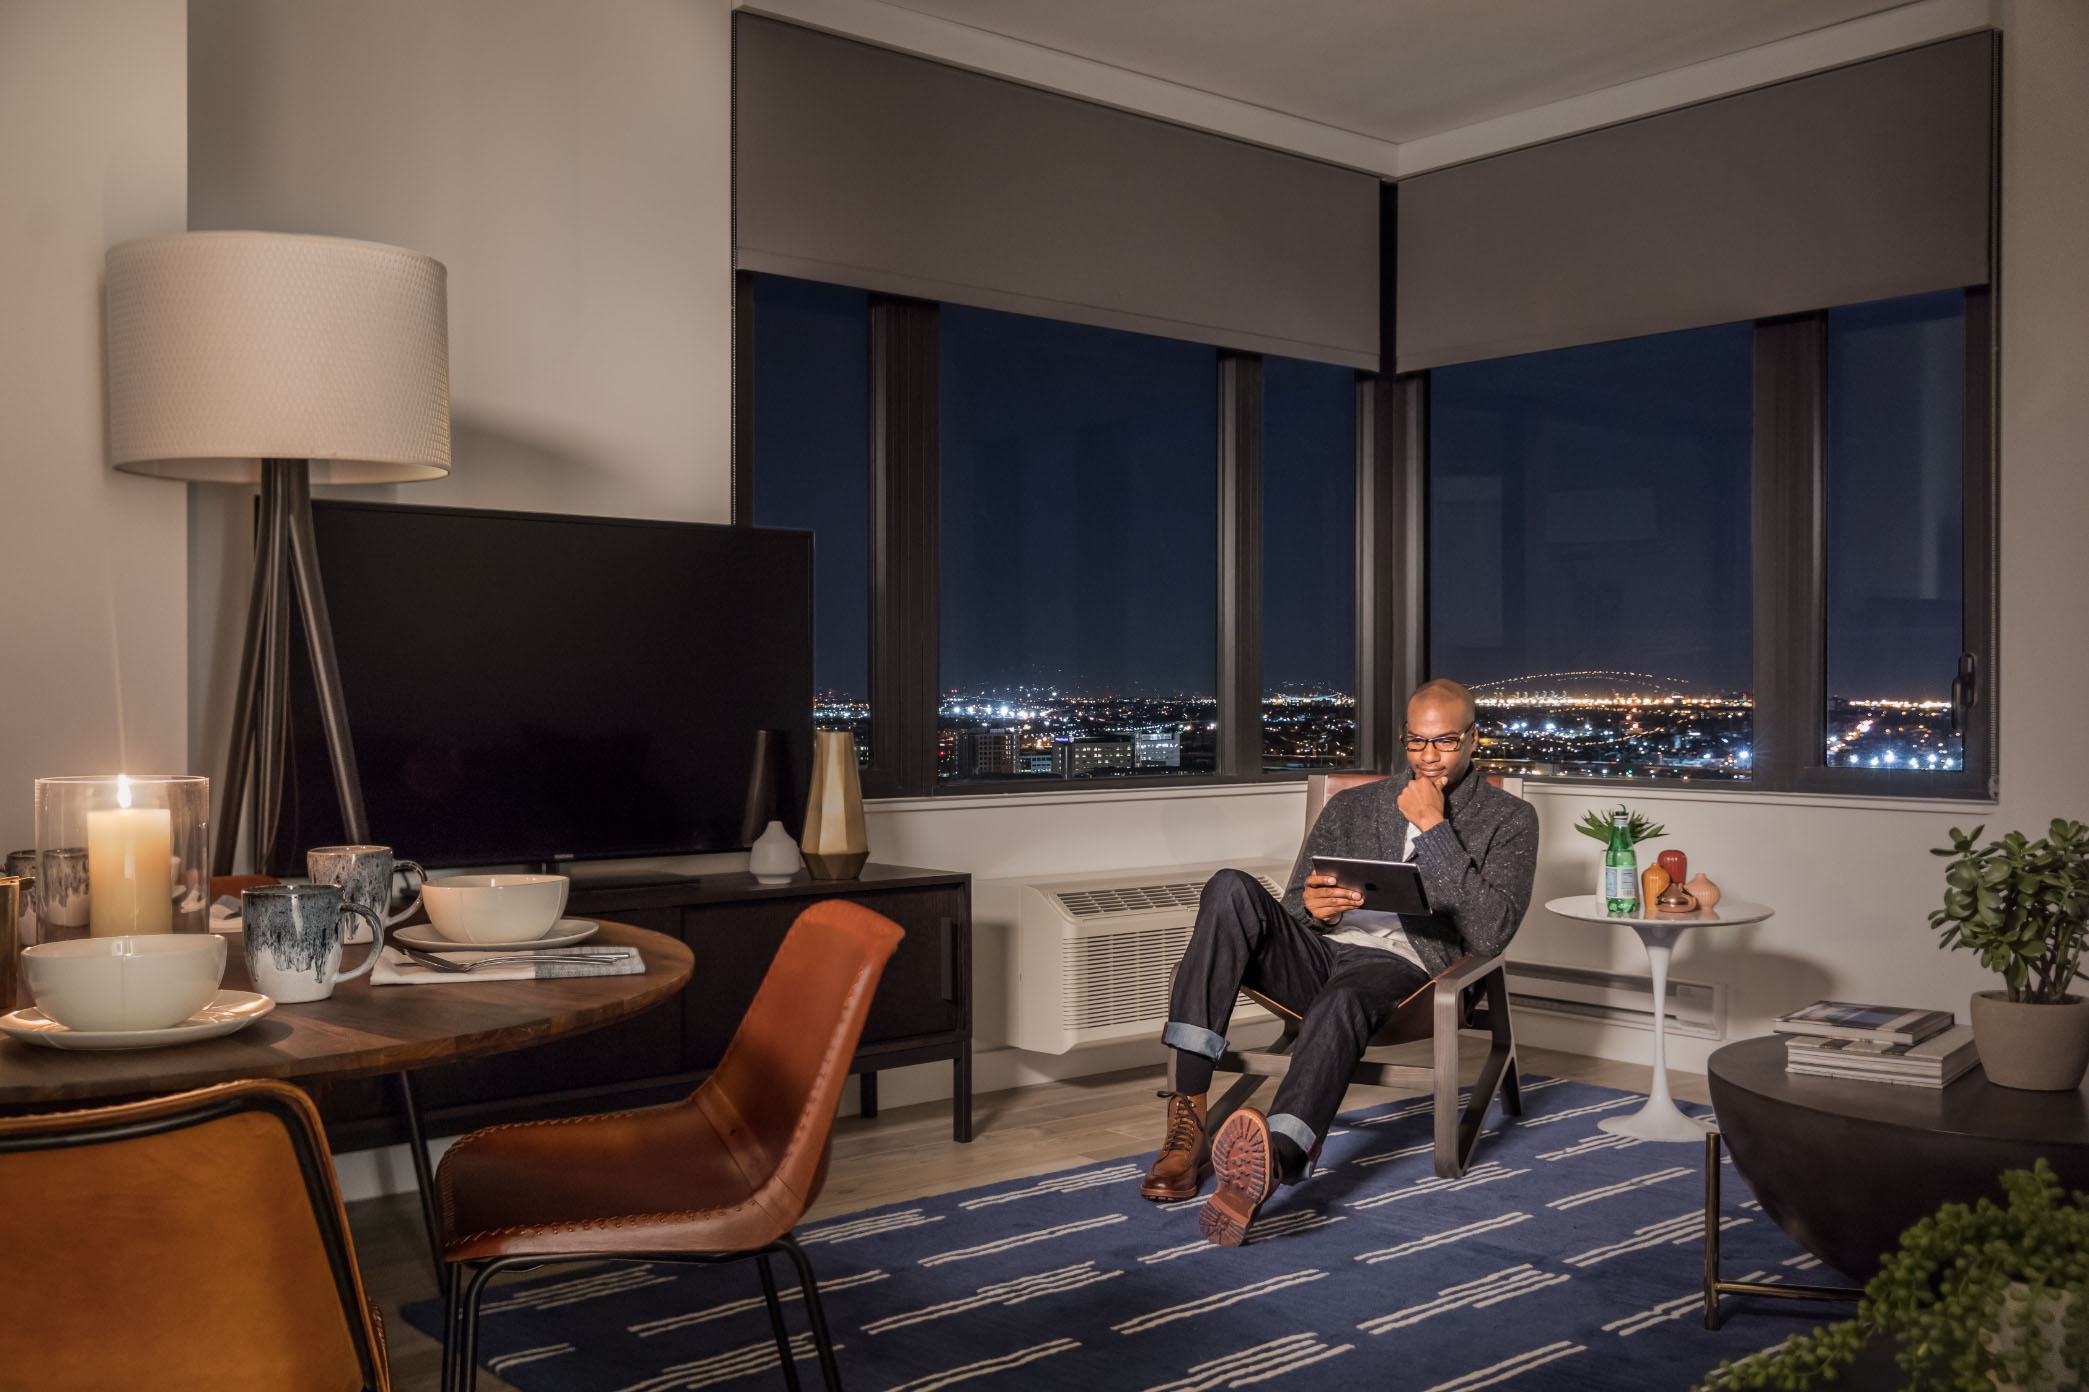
[[400, 946, 631, 973]]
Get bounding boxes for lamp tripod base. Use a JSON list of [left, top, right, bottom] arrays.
[[211, 459, 369, 877]]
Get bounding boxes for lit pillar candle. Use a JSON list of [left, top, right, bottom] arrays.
[[86, 776, 173, 936]]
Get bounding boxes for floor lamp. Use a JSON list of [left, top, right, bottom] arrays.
[[104, 231, 451, 876]]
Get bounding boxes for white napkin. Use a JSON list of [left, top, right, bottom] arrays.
[[370, 944, 642, 986]]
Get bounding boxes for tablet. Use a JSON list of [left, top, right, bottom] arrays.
[[1311, 856, 1432, 916]]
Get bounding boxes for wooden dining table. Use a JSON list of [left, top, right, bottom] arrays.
[[0, 917, 693, 1265]]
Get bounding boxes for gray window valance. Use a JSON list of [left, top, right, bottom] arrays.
[[734, 15, 1381, 368], [1395, 33, 1995, 372]]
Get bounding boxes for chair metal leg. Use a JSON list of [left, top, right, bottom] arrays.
[[456, 1258, 519, 1392], [438, 1267, 456, 1392], [758, 1254, 805, 1392], [776, 1235, 844, 1392]]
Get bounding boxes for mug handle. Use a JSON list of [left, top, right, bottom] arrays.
[[334, 902, 389, 983], [387, 860, 428, 926]]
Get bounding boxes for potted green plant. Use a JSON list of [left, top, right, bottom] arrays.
[[1696, 1161, 2089, 1392], [1930, 820, 2089, 1091], [1573, 805, 1668, 848]]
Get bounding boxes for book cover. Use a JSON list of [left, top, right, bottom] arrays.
[[1785, 1025, 1977, 1076], [1774, 999, 1955, 1045]]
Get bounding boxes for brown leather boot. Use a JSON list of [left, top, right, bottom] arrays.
[[1199, 1107, 1281, 1246], [1138, 1092, 1211, 1201]]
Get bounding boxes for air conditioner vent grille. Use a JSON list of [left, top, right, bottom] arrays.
[[1053, 875, 1283, 920], [1061, 925, 1260, 1032]]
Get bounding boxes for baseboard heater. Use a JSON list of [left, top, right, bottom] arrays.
[[1502, 961, 1725, 1040]]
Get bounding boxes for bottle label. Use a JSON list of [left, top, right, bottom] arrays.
[[1603, 864, 1637, 901]]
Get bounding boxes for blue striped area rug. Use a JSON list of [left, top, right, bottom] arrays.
[[405, 1078, 1849, 1391]]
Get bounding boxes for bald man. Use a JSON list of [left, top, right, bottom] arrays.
[[1142, 679, 1540, 1247]]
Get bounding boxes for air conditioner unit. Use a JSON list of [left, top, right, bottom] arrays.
[[986, 861, 1291, 1055]]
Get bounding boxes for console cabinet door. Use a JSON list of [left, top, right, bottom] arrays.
[[679, 886, 967, 1069], [679, 901, 796, 1072], [854, 887, 967, 1045]]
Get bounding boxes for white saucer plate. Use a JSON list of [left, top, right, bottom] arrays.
[[0, 990, 275, 1051], [389, 918, 599, 953]]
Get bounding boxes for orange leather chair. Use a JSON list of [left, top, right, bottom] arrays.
[[0, 1079, 391, 1392], [1176, 771, 1522, 1179], [436, 898, 905, 1392], [210, 873, 280, 901]]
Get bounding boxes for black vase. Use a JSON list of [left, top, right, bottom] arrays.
[[739, 728, 787, 847]]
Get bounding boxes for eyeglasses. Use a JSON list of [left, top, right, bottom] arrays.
[[1402, 726, 1473, 753]]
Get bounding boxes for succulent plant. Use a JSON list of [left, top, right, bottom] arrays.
[[1696, 1162, 2089, 1392]]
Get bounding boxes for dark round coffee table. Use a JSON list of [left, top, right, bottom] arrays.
[[1709, 1034, 2089, 1279]]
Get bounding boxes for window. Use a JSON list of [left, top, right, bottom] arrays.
[[1262, 356, 1357, 770], [1429, 324, 1756, 781], [1420, 291, 1991, 797], [937, 306, 1219, 781], [743, 275, 871, 763], [1825, 290, 1968, 777]]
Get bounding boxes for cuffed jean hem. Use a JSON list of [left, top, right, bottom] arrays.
[[1163, 1020, 1227, 1060], [1267, 1112, 1320, 1179]]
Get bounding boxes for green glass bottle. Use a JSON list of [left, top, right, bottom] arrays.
[[1604, 810, 1638, 915]]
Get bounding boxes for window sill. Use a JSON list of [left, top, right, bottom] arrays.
[[866, 780, 1309, 814], [868, 774, 1996, 819], [1514, 777, 1997, 816]]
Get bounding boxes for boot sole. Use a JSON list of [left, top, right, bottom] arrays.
[[1200, 1112, 1277, 1246]]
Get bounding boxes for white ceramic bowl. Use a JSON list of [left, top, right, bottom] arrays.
[[421, 874, 570, 944], [21, 933, 227, 1032]]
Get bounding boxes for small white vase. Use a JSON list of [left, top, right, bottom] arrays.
[[749, 820, 802, 885]]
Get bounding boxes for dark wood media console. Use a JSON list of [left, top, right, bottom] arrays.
[[316, 863, 973, 1150]]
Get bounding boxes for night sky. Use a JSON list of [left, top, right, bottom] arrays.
[[938, 304, 1216, 697], [748, 275, 870, 699], [752, 274, 1965, 705]]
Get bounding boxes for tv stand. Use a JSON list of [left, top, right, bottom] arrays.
[[314, 862, 973, 1149]]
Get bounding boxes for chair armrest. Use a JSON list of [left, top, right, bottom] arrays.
[[1430, 952, 1507, 995]]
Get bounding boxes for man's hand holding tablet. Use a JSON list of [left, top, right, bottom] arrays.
[[1308, 856, 1433, 918]]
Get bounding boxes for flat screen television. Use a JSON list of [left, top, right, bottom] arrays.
[[267, 501, 813, 872]]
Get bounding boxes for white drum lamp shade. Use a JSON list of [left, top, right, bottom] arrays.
[[104, 231, 450, 484]]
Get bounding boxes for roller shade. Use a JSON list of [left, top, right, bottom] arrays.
[[1396, 33, 1995, 372], [734, 15, 1379, 368]]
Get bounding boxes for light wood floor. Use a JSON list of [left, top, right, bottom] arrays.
[[351, 1045, 1709, 1392]]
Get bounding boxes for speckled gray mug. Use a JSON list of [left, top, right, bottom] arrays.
[[240, 883, 385, 1003], [306, 845, 425, 943]]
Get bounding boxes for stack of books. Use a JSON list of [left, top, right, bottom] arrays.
[[1774, 1000, 1979, 1088]]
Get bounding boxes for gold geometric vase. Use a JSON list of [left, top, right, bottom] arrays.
[[800, 729, 868, 880]]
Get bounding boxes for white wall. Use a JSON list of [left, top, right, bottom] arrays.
[[0, 0, 188, 852], [179, 0, 2089, 1149], [185, 0, 737, 779]]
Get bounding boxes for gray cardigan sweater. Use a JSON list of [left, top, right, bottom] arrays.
[[1280, 770, 1540, 974]]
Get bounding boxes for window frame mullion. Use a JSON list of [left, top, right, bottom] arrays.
[[866, 293, 940, 799], [1750, 313, 1826, 795], [1217, 352, 1263, 779], [1357, 372, 1427, 774]]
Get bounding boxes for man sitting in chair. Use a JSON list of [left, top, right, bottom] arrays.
[[1141, 678, 1539, 1246]]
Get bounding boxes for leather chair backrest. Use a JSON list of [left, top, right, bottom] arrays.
[[700, 898, 904, 1231], [1302, 770, 1508, 838], [0, 1078, 387, 1392]]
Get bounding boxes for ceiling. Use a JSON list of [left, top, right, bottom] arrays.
[[877, 0, 1921, 143]]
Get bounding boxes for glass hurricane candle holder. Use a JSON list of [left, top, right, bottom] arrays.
[[32, 775, 210, 940]]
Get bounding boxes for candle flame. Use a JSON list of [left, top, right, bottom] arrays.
[[116, 774, 131, 809]]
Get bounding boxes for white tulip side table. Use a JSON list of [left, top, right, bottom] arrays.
[[1543, 894, 1775, 1142]]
